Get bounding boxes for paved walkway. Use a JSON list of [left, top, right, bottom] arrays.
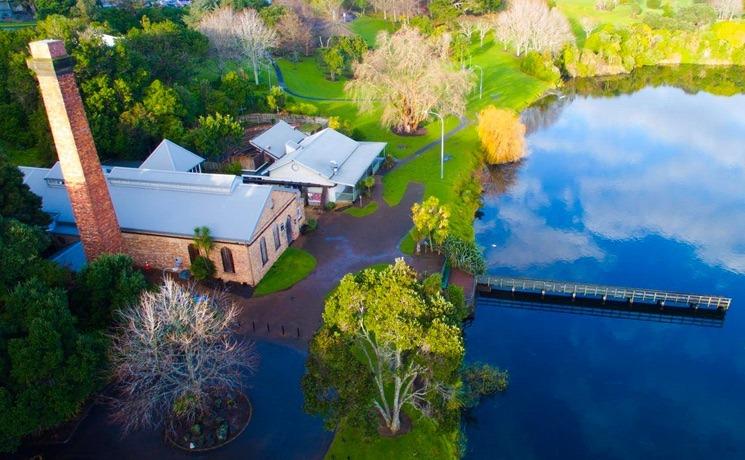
[[234, 178, 442, 348]]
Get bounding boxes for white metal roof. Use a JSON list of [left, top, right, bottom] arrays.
[[19, 165, 279, 243], [249, 120, 307, 159], [139, 139, 204, 172], [266, 127, 386, 187]]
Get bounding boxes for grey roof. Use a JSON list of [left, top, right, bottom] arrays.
[[20, 165, 280, 243], [266, 127, 386, 187], [139, 139, 204, 172], [51, 241, 86, 272], [249, 120, 307, 159]]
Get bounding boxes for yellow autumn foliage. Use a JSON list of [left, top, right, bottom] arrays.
[[477, 106, 526, 165]]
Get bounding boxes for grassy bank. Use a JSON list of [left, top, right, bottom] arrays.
[[326, 410, 460, 460]]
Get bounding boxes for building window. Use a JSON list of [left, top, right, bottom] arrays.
[[273, 224, 281, 249], [260, 237, 268, 266], [221, 247, 235, 273], [188, 244, 199, 263]]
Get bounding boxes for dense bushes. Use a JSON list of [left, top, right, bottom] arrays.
[[461, 363, 509, 408], [442, 235, 487, 275], [190, 255, 216, 281], [520, 51, 562, 85], [0, 10, 268, 166], [70, 254, 147, 331], [562, 22, 745, 78]]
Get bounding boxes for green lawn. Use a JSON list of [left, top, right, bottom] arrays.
[[253, 248, 317, 296], [277, 58, 347, 99], [344, 200, 379, 217], [325, 411, 460, 460], [348, 16, 397, 47]]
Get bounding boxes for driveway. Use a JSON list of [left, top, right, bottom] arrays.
[[233, 178, 442, 348]]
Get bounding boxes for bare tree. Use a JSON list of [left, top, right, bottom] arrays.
[[278, 10, 315, 58], [109, 279, 256, 435], [709, 0, 743, 19], [458, 16, 478, 42], [345, 27, 474, 134], [198, 7, 278, 85], [495, 0, 575, 56], [474, 15, 495, 47], [579, 16, 598, 37], [311, 0, 344, 22]]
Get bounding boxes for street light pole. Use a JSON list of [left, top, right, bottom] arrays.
[[472, 64, 483, 99], [426, 110, 445, 180]]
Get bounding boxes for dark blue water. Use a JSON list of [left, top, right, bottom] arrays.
[[465, 86, 745, 460]]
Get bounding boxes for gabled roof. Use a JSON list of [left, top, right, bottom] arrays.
[[19, 165, 283, 243], [139, 139, 204, 172], [266, 127, 386, 187], [249, 120, 307, 159]]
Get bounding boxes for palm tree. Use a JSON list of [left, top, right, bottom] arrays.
[[193, 226, 214, 257]]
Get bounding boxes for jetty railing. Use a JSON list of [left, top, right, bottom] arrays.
[[475, 276, 731, 311]]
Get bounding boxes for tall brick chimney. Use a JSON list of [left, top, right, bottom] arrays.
[[27, 39, 124, 260]]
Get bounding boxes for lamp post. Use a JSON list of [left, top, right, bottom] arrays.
[[471, 64, 483, 99], [425, 110, 445, 180]]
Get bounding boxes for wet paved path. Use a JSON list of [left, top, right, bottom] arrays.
[[234, 178, 443, 348]]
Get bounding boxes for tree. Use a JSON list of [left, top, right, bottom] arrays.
[[345, 27, 473, 134], [277, 9, 314, 58], [311, 0, 343, 21], [198, 7, 278, 85], [70, 254, 146, 331], [321, 46, 345, 80], [495, 0, 575, 55], [303, 260, 464, 435], [187, 112, 243, 159], [478, 106, 526, 164], [0, 154, 50, 227], [579, 16, 598, 37], [191, 226, 216, 280], [0, 279, 107, 453], [119, 80, 186, 154], [411, 196, 450, 253], [109, 280, 256, 434], [0, 217, 50, 294], [709, 0, 743, 19]]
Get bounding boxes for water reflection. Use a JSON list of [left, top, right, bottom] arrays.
[[480, 86, 745, 274], [468, 79, 745, 460]]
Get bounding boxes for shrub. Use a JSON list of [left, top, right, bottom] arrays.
[[286, 102, 318, 115], [461, 363, 509, 408], [647, 0, 661, 8], [478, 106, 526, 165], [222, 161, 243, 175], [301, 218, 318, 234], [190, 255, 216, 281], [442, 235, 487, 275], [70, 254, 147, 330], [445, 284, 469, 320], [520, 52, 562, 85], [324, 201, 336, 211]]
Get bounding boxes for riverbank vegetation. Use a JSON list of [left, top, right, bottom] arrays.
[[478, 106, 526, 165], [303, 260, 468, 456]]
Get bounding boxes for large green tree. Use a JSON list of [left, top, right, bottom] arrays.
[[0, 154, 50, 227], [303, 259, 465, 435]]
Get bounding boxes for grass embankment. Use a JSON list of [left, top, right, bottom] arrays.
[[252, 248, 317, 296], [325, 410, 460, 460], [348, 16, 397, 46], [344, 200, 379, 217]]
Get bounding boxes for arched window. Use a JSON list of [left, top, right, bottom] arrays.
[[221, 247, 235, 274], [188, 244, 199, 263]]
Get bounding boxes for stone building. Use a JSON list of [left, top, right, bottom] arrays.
[[22, 39, 304, 285]]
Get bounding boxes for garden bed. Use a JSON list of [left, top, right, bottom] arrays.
[[166, 390, 251, 452]]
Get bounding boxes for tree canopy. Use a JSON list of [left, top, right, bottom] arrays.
[[478, 106, 526, 165], [303, 260, 465, 435], [345, 26, 473, 134]]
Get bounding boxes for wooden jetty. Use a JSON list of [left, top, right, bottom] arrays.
[[474, 276, 731, 326]]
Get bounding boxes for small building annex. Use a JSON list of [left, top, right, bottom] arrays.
[[250, 121, 386, 206]]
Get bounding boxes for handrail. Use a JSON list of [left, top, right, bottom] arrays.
[[476, 276, 731, 310]]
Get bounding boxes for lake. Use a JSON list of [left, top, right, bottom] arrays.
[[465, 77, 745, 459]]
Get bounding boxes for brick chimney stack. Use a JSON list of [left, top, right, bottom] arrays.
[[27, 39, 124, 260]]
